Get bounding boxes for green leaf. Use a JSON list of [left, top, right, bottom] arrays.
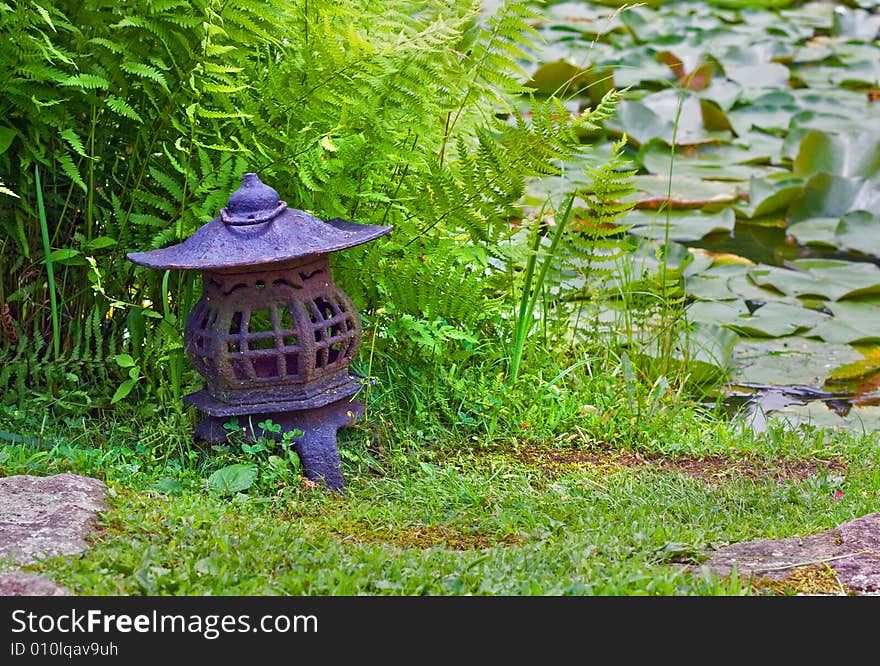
[[83, 236, 117, 250], [729, 337, 864, 387], [61, 74, 110, 90], [725, 301, 830, 338], [699, 99, 734, 133], [746, 176, 804, 218], [786, 217, 839, 248], [638, 322, 739, 385], [724, 63, 790, 92], [793, 130, 880, 179], [113, 353, 136, 368], [58, 153, 86, 191], [0, 126, 16, 155], [151, 477, 183, 494], [48, 248, 81, 264], [120, 61, 169, 90], [628, 208, 735, 242], [106, 95, 143, 122], [788, 173, 880, 222], [59, 129, 88, 157], [207, 464, 257, 496], [111, 378, 137, 404], [834, 211, 880, 258]]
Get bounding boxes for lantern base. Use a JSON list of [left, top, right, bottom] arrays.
[[185, 389, 363, 492]]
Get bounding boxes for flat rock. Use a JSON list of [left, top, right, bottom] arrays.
[[700, 512, 880, 595], [0, 473, 106, 566], [0, 572, 69, 596]]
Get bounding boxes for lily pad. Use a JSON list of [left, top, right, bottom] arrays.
[[724, 63, 791, 96], [749, 260, 880, 301], [834, 210, 880, 258], [785, 217, 839, 248], [628, 208, 735, 242], [807, 300, 880, 344], [637, 321, 739, 385], [793, 129, 880, 179], [769, 402, 880, 433], [787, 173, 880, 222], [831, 7, 880, 40], [743, 176, 805, 218], [729, 336, 865, 387], [637, 141, 781, 182], [626, 174, 743, 209], [723, 300, 830, 338]]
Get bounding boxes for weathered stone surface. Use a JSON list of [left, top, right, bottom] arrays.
[[0, 572, 69, 596], [700, 512, 880, 595], [0, 473, 106, 566]]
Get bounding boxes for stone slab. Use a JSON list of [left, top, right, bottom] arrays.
[[700, 512, 880, 595], [0, 473, 106, 566], [0, 572, 69, 596]]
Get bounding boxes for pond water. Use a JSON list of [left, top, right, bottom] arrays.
[[521, 0, 880, 434], [690, 221, 880, 434]]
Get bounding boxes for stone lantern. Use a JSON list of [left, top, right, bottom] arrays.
[[127, 173, 391, 491]]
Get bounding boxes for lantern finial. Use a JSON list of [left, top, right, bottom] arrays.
[[220, 172, 287, 226]]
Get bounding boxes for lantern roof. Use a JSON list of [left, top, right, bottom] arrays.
[[126, 173, 392, 270]]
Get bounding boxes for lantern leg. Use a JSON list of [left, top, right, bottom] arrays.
[[273, 399, 363, 493], [190, 397, 363, 493]]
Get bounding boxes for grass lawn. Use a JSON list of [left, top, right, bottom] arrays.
[[3, 365, 878, 596]]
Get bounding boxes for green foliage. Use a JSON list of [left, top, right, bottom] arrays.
[[1, 0, 624, 408], [0, 0, 280, 405], [211, 418, 305, 495]]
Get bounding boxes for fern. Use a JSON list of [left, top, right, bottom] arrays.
[[1, 0, 628, 403], [555, 136, 639, 300]]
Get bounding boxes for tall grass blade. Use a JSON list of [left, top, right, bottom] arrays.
[[509, 194, 576, 383], [35, 165, 60, 360]]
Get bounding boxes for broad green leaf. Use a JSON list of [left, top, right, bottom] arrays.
[[83, 236, 117, 250], [637, 141, 780, 182], [626, 174, 742, 209], [48, 248, 81, 264], [750, 260, 880, 301], [110, 378, 137, 404], [793, 130, 880, 179], [788, 173, 880, 222], [151, 477, 183, 494], [628, 208, 735, 242], [729, 337, 865, 387], [727, 105, 795, 136], [786, 217, 839, 248], [0, 127, 15, 155], [832, 7, 880, 40], [699, 98, 734, 132], [744, 176, 804, 218], [686, 299, 750, 326], [696, 78, 742, 111], [724, 63, 790, 94], [722, 300, 830, 338], [808, 300, 880, 344], [207, 464, 257, 496], [834, 210, 880, 258], [637, 321, 739, 385], [613, 100, 674, 146], [113, 353, 136, 368]]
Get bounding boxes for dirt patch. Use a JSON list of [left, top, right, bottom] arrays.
[[519, 446, 845, 485], [328, 519, 523, 551]]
